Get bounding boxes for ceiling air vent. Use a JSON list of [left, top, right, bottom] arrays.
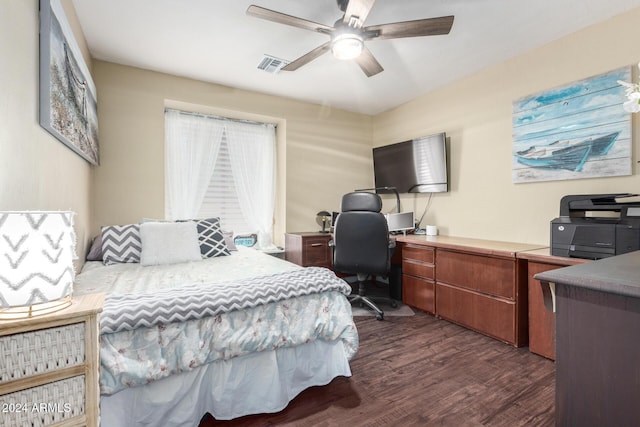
[[257, 55, 289, 74]]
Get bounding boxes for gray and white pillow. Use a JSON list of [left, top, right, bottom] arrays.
[[139, 221, 202, 266], [86, 234, 103, 261], [101, 224, 142, 265], [192, 218, 230, 258], [222, 230, 237, 251]]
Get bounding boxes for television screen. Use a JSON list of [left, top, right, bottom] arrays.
[[373, 132, 448, 193]]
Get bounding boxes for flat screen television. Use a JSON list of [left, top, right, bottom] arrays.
[[373, 132, 448, 193]]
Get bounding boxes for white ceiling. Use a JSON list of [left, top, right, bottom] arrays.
[[72, 0, 640, 115]]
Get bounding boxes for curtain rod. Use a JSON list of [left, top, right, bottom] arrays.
[[165, 108, 276, 128]]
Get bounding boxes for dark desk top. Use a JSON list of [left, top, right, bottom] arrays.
[[535, 250, 640, 298]]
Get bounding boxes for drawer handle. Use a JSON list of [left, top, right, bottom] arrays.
[[310, 243, 324, 247]]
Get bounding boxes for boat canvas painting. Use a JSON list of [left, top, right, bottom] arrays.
[[39, 0, 99, 165], [512, 67, 631, 183]]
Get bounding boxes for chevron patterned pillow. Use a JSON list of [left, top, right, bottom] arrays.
[[101, 224, 142, 265], [192, 218, 230, 258]]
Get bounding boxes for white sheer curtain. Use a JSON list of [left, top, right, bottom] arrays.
[[225, 120, 276, 249], [164, 109, 225, 220]]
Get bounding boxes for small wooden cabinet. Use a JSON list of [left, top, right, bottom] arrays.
[[526, 261, 561, 360], [517, 248, 588, 360], [0, 293, 104, 427], [284, 232, 332, 268], [401, 244, 435, 314]]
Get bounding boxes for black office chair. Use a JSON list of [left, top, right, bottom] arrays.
[[331, 192, 396, 320]]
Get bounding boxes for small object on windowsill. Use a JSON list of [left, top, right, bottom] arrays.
[[234, 233, 258, 247], [414, 228, 426, 235]]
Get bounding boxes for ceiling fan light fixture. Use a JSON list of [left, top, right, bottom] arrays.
[[331, 33, 364, 60], [247, 3, 454, 76]]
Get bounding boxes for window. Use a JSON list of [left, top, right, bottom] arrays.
[[198, 131, 249, 233], [164, 109, 276, 247]]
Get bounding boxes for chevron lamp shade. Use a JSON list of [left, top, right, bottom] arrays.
[[0, 211, 76, 318]]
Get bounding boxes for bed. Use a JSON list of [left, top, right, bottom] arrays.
[[74, 244, 358, 426]]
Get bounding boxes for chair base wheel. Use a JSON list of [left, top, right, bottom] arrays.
[[376, 313, 384, 321]]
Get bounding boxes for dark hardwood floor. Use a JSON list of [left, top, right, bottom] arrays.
[[200, 311, 555, 426]]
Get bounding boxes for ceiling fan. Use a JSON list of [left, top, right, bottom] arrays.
[[246, 0, 454, 77]]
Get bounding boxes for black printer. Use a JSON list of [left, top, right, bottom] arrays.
[[551, 193, 640, 259]]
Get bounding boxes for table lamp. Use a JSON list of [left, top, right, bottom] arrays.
[[0, 211, 76, 318], [316, 211, 332, 233]]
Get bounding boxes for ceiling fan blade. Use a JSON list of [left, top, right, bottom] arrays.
[[247, 5, 334, 34], [355, 47, 383, 77], [365, 15, 454, 40], [343, 0, 376, 28], [282, 42, 331, 72]]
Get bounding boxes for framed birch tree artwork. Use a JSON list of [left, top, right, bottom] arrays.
[[39, 0, 99, 165]]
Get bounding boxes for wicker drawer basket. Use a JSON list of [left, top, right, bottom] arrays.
[[0, 323, 85, 384], [0, 375, 85, 427], [0, 294, 103, 427]]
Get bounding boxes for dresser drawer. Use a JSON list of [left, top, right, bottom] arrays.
[[1, 375, 86, 426], [285, 233, 332, 268], [303, 237, 331, 267], [436, 282, 515, 344], [402, 259, 435, 280], [402, 244, 434, 263], [402, 274, 435, 314], [436, 249, 515, 299], [0, 323, 85, 384]]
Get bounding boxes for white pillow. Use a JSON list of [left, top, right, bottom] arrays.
[[140, 221, 202, 266]]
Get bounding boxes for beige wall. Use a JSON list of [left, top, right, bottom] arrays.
[[374, 7, 640, 245], [91, 61, 373, 245], [8, 1, 639, 254], [93, 6, 640, 248], [0, 0, 93, 261]]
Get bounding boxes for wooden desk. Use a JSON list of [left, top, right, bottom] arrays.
[[517, 248, 588, 360], [536, 251, 640, 426], [396, 235, 544, 347]]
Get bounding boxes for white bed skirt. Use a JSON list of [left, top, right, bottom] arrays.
[[100, 339, 352, 426]]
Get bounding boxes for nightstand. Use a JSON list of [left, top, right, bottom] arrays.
[[285, 232, 332, 268], [0, 293, 104, 427]]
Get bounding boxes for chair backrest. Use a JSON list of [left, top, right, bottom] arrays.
[[332, 192, 390, 276]]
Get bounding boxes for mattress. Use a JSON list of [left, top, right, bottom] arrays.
[[75, 246, 301, 297]]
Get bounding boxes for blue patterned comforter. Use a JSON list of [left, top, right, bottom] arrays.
[[75, 248, 358, 395]]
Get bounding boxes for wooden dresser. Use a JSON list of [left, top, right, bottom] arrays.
[[284, 232, 332, 268], [0, 293, 104, 427], [396, 235, 544, 347]]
